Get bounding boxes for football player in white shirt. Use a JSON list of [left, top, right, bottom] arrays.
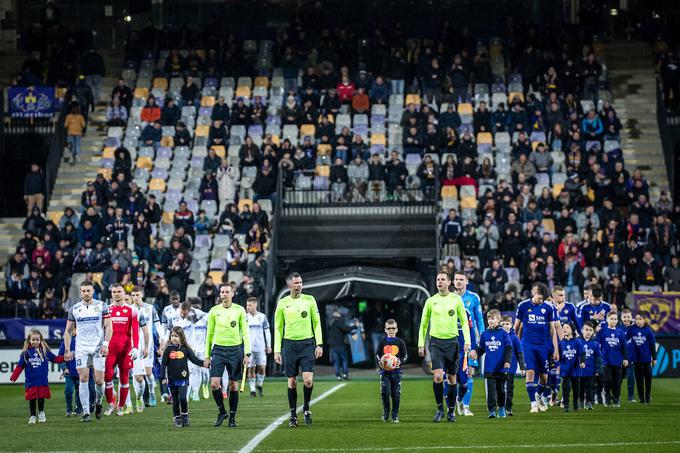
[[159, 291, 181, 402], [63, 280, 112, 422], [131, 286, 163, 407], [246, 297, 271, 397], [129, 287, 153, 412]]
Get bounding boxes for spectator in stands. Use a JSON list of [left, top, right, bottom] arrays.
[[227, 239, 246, 271], [333, 136, 349, 163], [173, 201, 195, 235], [164, 49, 186, 76], [194, 209, 213, 235], [348, 154, 369, 200], [59, 207, 79, 230], [581, 109, 603, 141], [106, 96, 127, 127], [385, 151, 408, 199], [321, 87, 341, 116], [369, 75, 390, 104], [132, 212, 152, 262], [160, 97, 179, 127], [211, 96, 231, 124], [231, 97, 251, 125], [336, 75, 355, 104], [485, 259, 508, 301], [529, 143, 553, 177], [636, 250, 663, 292], [216, 159, 239, 209], [66, 76, 94, 122], [563, 252, 585, 303], [416, 154, 437, 199], [201, 147, 220, 176], [143, 194, 162, 224], [282, 95, 301, 125], [5, 252, 29, 288], [23, 206, 46, 236], [663, 255, 680, 291], [501, 212, 523, 267], [253, 159, 277, 202], [141, 120, 162, 150], [64, 104, 86, 165], [352, 87, 370, 114], [149, 238, 170, 274], [510, 153, 536, 187], [23, 164, 45, 217], [140, 96, 161, 123], [605, 274, 626, 311], [7, 271, 29, 316], [180, 75, 200, 109], [581, 53, 601, 103], [199, 172, 219, 203], [112, 78, 133, 111], [239, 136, 261, 170], [198, 275, 218, 310], [82, 47, 105, 103], [402, 126, 423, 156], [476, 215, 499, 268], [441, 209, 462, 247], [329, 157, 348, 202], [473, 102, 492, 134], [207, 119, 228, 149], [113, 147, 132, 181]]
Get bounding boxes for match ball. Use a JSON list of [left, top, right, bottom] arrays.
[[380, 353, 399, 371]]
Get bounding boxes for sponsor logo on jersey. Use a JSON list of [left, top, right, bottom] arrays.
[[230, 320, 237, 328], [448, 309, 455, 316], [301, 311, 308, 318]]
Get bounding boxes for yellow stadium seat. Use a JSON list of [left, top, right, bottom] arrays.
[[238, 198, 253, 211], [270, 135, 280, 146], [91, 272, 103, 285], [315, 165, 330, 177], [200, 96, 215, 107], [441, 185, 458, 199], [136, 157, 153, 170], [195, 125, 210, 137], [371, 134, 386, 146], [102, 147, 115, 159], [542, 218, 555, 233], [209, 270, 225, 284], [532, 141, 541, 151], [405, 94, 421, 106], [477, 132, 493, 144], [317, 144, 332, 156], [457, 103, 473, 115], [235, 86, 251, 99], [160, 136, 175, 148], [48, 212, 61, 225], [460, 196, 477, 209], [508, 92, 524, 103], [211, 145, 226, 158], [162, 211, 174, 225], [97, 168, 112, 180], [152, 77, 168, 90], [552, 183, 564, 198], [300, 124, 315, 138], [149, 178, 166, 192], [134, 87, 149, 99], [254, 77, 269, 88]]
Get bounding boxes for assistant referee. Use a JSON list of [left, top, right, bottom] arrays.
[[418, 272, 471, 423], [274, 272, 323, 428], [206, 284, 251, 427]]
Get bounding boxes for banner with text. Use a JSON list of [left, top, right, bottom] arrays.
[[633, 292, 680, 335], [8, 86, 57, 118], [653, 337, 680, 378], [0, 318, 67, 343]]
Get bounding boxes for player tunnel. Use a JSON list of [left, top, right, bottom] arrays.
[[274, 266, 430, 366]]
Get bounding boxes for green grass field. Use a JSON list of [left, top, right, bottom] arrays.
[[1, 377, 679, 452]]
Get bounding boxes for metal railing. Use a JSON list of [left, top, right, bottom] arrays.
[[656, 78, 676, 197], [44, 102, 67, 207]]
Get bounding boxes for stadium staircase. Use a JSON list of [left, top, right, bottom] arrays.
[[46, 51, 123, 225], [607, 41, 669, 200], [0, 217, 25, 291]]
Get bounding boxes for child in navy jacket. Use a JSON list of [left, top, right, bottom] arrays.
[[501, 315, 525, 416], [627, 312, 657, 403], [376, 319, 408, 423], [10, 329, 64, 424], [470, 310, 512, 418], [598, 311, 628, 406], [559, 323, 585, 412], [578, 321, 602, 410]]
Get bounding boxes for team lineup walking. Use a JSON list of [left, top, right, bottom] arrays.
[[9, 270, 658, 430]]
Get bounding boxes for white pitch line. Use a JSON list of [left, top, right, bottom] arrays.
[[238, 383, 347, 453], [262, 440, 680, 453]]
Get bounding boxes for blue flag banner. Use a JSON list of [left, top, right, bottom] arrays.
[[0, 318, 67, 342], [348, 332, 368, 364], [8, 86, 57, 118]]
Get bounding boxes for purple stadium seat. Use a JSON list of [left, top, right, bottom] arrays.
[[195, 235, 212, 249], [151, 168, 168, 180], [370, 114, 385, 124], [157, 147, 173, 158], [104, 137, 120, 148], [210, 259, 226, 271], [165, 189, 182, 203], [204, 78, 218, 89], [190, 156, 203, 168], [266, 115, 281, 126], [199, 106, 213, 117], [405, 154, 422, 166], [248, 125, 264, 136], [314, 176, 329, 190], [370, 145, 385, 155], [186, 199, 199, 213], [530, 131, 546, 143], [509, 73, 523, 84], [353, 124, 368, 135], [492, 83, 506, 94], [100, 158, 114, 169]]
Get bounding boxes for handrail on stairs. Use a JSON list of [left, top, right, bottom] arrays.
[[44, 101, 68, 209]]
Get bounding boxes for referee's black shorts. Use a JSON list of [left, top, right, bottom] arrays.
[[282, 338, 315, 377], [429, 337, 460, 376], [209, 344, 244, 381]]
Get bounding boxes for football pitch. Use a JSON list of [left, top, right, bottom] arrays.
[[1, 377, 679, 453]]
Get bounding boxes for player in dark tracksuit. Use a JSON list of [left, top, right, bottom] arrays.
[[470, 309, 513, 418], [598, 312, 628, 407], [501, 315, 525, 416], [376, 319, 408, 423]]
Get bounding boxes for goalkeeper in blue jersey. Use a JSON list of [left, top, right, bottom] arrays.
[[452, 271, 484, 415]]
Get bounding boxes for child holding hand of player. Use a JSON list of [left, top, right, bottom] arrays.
[[376, 319, 407, 423], [10, 329, 64, 424], [501, 315, 525, 416], [160, 326, 209, 427], [620, 309, 636, 402], [469, 309, 512, 419], [558, 323, 584, 412], [578, 321, 601, 410]]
